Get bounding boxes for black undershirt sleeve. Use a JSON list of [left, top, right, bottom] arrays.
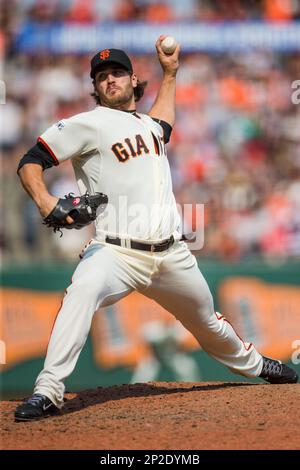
[[17, 142, 58, 174], [151, 118, 173, 144]]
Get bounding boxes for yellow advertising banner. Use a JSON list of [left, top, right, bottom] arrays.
[[218, 278, 300, 361], [1, 278, 300, 371], [91, 292, 198, 369], [0, 288, 198, 370], [0, 289, 63, 369]]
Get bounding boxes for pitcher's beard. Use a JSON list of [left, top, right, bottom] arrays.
[[102, 86, 134, 109]]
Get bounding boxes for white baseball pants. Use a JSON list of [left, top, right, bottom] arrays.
[[34, 240, 263, 408]]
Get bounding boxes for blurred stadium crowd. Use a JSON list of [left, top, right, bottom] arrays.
[[1, 0, 300, 263], [2, 0, 300, 23]]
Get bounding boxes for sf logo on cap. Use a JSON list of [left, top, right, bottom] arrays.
[[100, 49, 110, 60]]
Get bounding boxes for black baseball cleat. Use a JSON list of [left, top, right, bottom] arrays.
[[259, 356, 298, 384], [14, 393, 59, 421]]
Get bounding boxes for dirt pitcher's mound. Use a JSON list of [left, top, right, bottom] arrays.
[[1, 382, 299, 450]]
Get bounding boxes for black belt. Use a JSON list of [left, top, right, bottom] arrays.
[[105, 235, 175, 252]]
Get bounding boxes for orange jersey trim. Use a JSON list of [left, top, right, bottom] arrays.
[[214, 311, 253, 352], [37, 137, 59, 165]]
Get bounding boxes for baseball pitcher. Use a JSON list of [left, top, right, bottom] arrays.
[[15, 37, 298, 421]]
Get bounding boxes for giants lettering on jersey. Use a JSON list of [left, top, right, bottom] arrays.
[[111, 134, 150, 162]]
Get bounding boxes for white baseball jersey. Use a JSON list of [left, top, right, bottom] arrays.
[[38, 107, 181, 242]]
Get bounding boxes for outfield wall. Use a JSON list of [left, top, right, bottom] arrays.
[[1, 259, 299, 396]]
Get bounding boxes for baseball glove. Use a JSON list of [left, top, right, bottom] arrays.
[[43, 191, 108, 235]]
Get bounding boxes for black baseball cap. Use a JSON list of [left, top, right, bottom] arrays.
[[90, 48, 133, 79]]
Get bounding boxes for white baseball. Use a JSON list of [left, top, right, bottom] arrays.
[[161, 36, 177, 55]]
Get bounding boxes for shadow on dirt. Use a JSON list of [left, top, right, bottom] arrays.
[[61, 381, 257, 416]]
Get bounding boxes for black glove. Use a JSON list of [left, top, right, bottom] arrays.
[[43, 192, 108, 235]]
